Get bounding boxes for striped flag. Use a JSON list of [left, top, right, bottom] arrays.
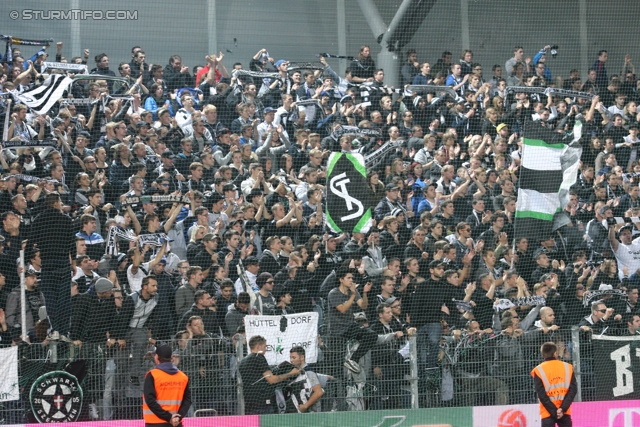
[[515, 122, 582, 239], [16, 74, 73, 115]]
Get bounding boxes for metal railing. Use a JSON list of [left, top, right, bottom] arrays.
[[0, 329, 622, 423]]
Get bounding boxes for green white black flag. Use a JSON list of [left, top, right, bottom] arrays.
[[515, 121, 582, 239], [325, 152, 372, 233]]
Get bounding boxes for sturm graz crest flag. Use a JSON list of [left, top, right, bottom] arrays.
[[326, 152, 372, 233]]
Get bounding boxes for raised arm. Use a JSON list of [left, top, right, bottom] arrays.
[[124, 200, 142, 235], [608, 223, 620, 252], [163, 200, 185, 233], [147, 241, 168, 270]]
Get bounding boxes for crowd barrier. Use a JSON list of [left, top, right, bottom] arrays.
[[5, 400, 640, 426], [2, 331, 640, 425]]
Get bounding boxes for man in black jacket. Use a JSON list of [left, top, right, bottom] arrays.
[[70, 277, 121, 419], [407, 260, 448, 377], [177, 289, 220, 335], [164, 55, 195, 92], [31, 193, 76, 337], [259, 236, 283, 276]]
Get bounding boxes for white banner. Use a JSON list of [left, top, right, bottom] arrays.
[[245, 312, 318, 365], [41, 62, 87, 73], [0, 346, 19, 401]]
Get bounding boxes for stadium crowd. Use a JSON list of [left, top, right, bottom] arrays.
[[1, 41, 640, 419]]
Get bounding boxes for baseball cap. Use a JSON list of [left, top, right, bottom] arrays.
[[540, 273, 553, 282], [209, 193, 224, 204], [429, 260, 446, 269], [385, 183, 399, 192], [385, 296, 399, 305], [136, 121, 150, 128], [161, 151, 175, 159], [274, 59, 286, 68], [264, 107, 275, 114], [217, 128, 231, 137], [599, 205, 612, 215], [619, 224, 633, 235], [154, 344, 173, 360], [202, 233, 216, 242], [94, 277, 115, 293], [51, 117, 65, 128], [496, 123, 508, 132], [340, 95, 353, 104], [354, 312, 368, 324], [244, 256, 260, 266]]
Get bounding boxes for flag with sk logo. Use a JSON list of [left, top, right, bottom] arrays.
[[325, 152, 372, 234]]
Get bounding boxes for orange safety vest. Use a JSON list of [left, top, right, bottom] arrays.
[[142, 368, 189, 424], [530, 359, 573, 419]]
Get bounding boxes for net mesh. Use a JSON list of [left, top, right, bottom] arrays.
[[0, 1, 640, 425]]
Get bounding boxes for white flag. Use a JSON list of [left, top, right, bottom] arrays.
[[17, 74, 73, 115], [245, 312, 318, 365], [0, 346, 19, 401]]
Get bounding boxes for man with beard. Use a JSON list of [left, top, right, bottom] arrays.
[[406, 260, 449, 377]]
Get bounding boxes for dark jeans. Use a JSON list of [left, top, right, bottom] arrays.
[[541, 415, 572, 427], [347, 323, 378, 362], [417, 322, 442, 374], [40, 259, 72, 335]]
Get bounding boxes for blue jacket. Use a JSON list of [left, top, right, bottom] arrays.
[[533, 49, 553, 81]]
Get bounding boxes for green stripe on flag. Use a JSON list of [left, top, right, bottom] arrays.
[[325, 210, 342, 233], [326, 153, 342, 177], [347, 154, 366, 177], [353, 209, 372, 233], [514, 209, 558, 221], [523, 138, 565, 150]]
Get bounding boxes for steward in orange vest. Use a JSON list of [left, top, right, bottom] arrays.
[[143, 344, 191, 426], [531, 342, 577, 427]]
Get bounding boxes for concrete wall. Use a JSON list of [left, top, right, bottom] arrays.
[[0, 1, 638, 80]]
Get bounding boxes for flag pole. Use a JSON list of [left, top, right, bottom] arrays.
[[510, 122, 526, 270], [20, 248, 27, 343], [2, 98, 11, 141]]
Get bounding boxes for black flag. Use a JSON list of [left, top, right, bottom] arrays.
[[325, 153, 372, 233]]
